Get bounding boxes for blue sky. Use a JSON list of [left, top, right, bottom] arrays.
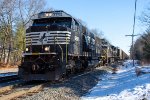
[[46, 0, 150, 55]]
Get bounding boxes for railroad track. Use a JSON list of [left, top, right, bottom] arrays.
[[0, 83, 45, 100], [0, 71, 92, 100], [0, 74, 20, 83], [0, 66, 109, 100], [0, 74, 87, 100]]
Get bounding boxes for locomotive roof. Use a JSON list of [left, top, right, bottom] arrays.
[[33, 10, 74, 20], [32, 10, 97, 38], [33, 10, 81, 25]]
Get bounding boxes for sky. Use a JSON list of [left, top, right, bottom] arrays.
[[46, 0, 150, 55]]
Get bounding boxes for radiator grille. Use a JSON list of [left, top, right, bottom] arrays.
[[26, 31, 71, 45]]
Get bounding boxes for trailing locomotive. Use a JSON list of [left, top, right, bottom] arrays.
[[18, 10, 101, 81], [100, 39, 129, 65]]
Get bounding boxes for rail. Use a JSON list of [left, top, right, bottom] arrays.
[[0, 74, 19, 83]]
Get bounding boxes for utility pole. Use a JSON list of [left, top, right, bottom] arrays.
[[125, 0, 137, 67], [125, 34, 138, 66]]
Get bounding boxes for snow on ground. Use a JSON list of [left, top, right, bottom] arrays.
[[0, 72, 17, 77], [82, 60, 150, 100], [0, 68, 18, 74], [0, 68, 18, 77]]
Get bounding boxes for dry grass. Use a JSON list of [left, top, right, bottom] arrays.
[[0, 63, 18, 72], [0, 62, 19, 68]]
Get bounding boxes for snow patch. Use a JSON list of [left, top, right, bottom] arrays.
[[82, 60, 150, 100]]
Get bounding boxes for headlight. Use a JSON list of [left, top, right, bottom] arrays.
[[25, 47, 29, 52], [44, 47, 49, 51]]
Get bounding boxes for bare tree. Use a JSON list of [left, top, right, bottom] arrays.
[[91, 28, 104, 38], [140, 3, 150, 27], [134, 28, 150, 63], [18, 0, 46, 27], [14, 0, 46, 63], [135, 2, 150, 63], [0, 0, 46, 64], [0, 0, 18, 64], [77, 19, 87, 28], [134, 37, 143, 60]]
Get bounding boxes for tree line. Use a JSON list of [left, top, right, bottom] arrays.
[[0, 0, 48, 65], [0, 0, 103, 66], [133, 5, 150, 64]]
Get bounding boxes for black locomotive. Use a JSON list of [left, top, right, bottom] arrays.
[[18, 10, 101, 81], [18, 10, 128, 81]]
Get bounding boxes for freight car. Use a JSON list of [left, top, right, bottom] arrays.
[[117, 48, 129, 61], [100, 39, 129, 65], [18, 10, 101, 81]]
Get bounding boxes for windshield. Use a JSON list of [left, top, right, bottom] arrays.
[[33, 17, 72, 28]]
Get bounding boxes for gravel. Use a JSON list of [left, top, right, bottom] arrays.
[[20, 67, 109, 100]]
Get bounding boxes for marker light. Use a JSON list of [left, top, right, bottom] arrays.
[[44, 47, 49, 51], [25, 47, 29, 52]]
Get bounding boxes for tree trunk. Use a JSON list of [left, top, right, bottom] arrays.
[[7, 42, 11, 64], [3, 37, 7, 64], [0, 44, 4, 62]]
